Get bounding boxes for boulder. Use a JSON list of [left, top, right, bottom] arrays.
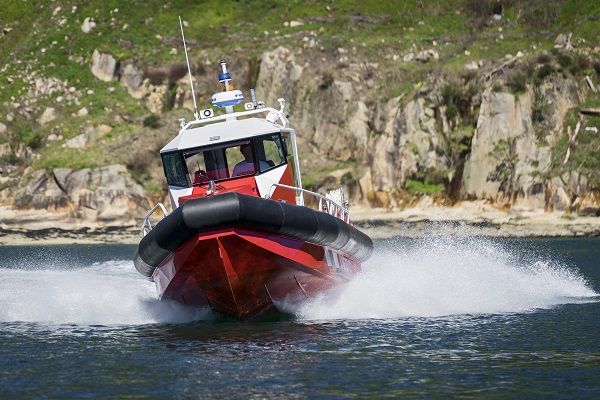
[[415, 49, 439, 63], [464, 61, 479, 71], [38, 107, 57, 125], [13, 165, 149, 222], [64, 124, 112, 149], [120, 62, 144, 97], [14, 170, 69, 211], [91, 49, 118, 82], [81, 17, 96, 33]]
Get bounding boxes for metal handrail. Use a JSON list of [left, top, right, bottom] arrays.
[[141, 202, 169, 237], [267, 183, 350, 223], [181, 106, 288, 131]]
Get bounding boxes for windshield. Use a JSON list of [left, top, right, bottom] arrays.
[[161, 133, 287, 187]]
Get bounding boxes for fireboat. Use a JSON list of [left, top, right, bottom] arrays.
[[133, 51, 373, 318]]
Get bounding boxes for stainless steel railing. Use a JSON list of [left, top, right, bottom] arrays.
[[141, 202, 169, 237], [267, 183, 349, 223]]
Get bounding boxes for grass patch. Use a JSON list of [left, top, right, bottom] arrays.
[[405, 179, 445, 195]]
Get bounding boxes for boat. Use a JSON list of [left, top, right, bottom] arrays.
[[133, 58, 373, 318]]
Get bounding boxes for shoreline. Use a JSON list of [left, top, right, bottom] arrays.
[[1, 202, 599, 245]]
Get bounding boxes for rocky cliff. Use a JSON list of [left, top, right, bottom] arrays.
[[1, 0, 599, 225]]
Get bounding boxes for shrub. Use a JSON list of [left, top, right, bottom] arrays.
[[536, 64, 554, 82], [537, 53, 552, 64], [27, 133, 44, 150], [556, 53, 572, 69], [594, 61, 600, 77], [405, 179, 445, 195], [518, 0, 559, 29], [445, 103, 459, 120], [143, 115, 160, 129], [569, 55, 590, 76], [507, 71, 528, 93]]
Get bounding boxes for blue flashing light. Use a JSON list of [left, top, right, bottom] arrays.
[[218, 72, 231, 82]]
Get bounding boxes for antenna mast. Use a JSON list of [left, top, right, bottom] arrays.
[[179, 16, 199, 120]]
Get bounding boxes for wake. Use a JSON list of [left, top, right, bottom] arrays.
[[295, 236, 598, 320], [0, 237, 596, 325], [0, 260, 208, 325]]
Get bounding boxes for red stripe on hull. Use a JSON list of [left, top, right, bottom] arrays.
[[153, 229, 361, 318]]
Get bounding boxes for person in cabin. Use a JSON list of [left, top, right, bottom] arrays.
[[232, 143, 269, 177]]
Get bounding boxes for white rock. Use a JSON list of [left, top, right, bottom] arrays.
[[554, 33, 568, 46], [415, 49, 439, 63], [91, 49, 117, 81], [289, 20, 304, 28], [81, 17, 96, 33], [516, 51, 524, 58], [52, 6, 61, 16], [464, 61, 479, 71], [38, 107, 57, 125], [0, 122, 6, 134], [77, 107, 88, 117], [64, 134, 87, 149], [403, 53, 414, 62]]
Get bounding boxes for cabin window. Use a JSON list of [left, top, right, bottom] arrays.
[[164, 133, 288, 186], [161, 151, 190, 187], [256, 134, 286, 173]]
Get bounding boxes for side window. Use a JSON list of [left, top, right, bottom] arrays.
[[184, 150, 208, 185], [161, 152, 190, 187], [257, 134, 286, 173]]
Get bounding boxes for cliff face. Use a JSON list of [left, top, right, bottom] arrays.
[[1, 1, 599, 222], [254, 46, 598, 215]]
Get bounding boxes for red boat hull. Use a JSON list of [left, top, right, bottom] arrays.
[[152, 228, 361, 318]]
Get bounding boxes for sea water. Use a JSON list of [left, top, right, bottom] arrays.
[[0, 237, 598, 398]]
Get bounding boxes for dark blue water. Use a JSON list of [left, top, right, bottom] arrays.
[[0, 237, 599, 398]]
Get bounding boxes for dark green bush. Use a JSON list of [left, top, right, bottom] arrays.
[[557, 53, 572, 69], [143, 115, 160, 129], [594, 61, 600, 77], [537, 53, 552, 64], [445, 103, 459, 120], [507, 71, 528, 93], [27, 133, 44, 150], [536, 64, 555, 81]]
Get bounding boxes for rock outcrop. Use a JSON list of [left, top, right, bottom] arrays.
[[91, 49, 118, 82], [254, 46, 598, 213], [13, 165, 149, 222]]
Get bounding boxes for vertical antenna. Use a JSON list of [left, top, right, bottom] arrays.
[[179, 16, 199, 120]]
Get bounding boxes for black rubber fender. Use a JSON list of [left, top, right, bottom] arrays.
[[133, 192, 373, 279]]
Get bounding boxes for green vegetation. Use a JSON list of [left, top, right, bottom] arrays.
[[405, 179, 445, 195], [550, 91, 600, 192]]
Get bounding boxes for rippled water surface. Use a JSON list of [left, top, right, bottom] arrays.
[[1, 237, 599, 398]]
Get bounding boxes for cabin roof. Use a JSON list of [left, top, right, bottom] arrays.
[[160, 117, 283, 153]]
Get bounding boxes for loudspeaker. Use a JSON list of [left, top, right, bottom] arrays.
[[200, 108, 214, 119]]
